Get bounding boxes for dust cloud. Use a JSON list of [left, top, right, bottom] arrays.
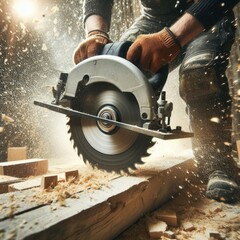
[[0, 0, 191, 164]]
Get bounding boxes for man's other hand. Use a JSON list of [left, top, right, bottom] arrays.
[[73, 30, 112, 64], [126, 27, 181, 73]]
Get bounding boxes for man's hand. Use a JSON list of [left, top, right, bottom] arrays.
[[126, 27, 181, 73], [73, 30, 112, 64]]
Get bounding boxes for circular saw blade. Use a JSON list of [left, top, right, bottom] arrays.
[[68, 83, 154, 172]]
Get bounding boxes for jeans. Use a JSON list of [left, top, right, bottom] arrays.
[[120, 13, 237, 178]]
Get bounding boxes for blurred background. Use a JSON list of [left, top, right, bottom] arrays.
[[0, 0, 145, 163], [0, 0, 239, 165]]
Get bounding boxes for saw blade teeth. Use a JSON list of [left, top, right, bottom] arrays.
[[137, 159, 145, 165], [120, 168, 130, 175], [148, 140, 156, 148], [131, 165, 137, 171], [143, 152, 151, 157], [83, 158, 88, 164], [66, 83, 158, 173]]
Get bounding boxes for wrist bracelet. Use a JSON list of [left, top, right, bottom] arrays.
[[164, 27, 182, 50], [87, 29, 109, 38]]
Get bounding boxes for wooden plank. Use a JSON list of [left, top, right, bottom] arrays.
[[0, 175, 22, 194], [0, 159, 196, 240], [0, 159, 48, 178], [7, 147, 27, 161], [8, 178, 41, 192]]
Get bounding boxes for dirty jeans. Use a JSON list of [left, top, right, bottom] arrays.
[[120, 14, 237, 179]]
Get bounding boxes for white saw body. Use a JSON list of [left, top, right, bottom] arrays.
[[34, 42, 193, 172], [65, 55, 155, 120]]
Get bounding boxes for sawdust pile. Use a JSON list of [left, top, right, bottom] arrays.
[[0, 168, 117, 219], [116, 185, 240, 240], [30, 168, 117, 205]]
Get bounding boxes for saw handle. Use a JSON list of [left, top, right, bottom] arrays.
[[101, 41, 132, 58], [101, 41, 168, 92], [148, 65, 168, 93]]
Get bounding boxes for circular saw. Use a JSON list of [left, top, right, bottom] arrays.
[[34, 42, 193, 172]]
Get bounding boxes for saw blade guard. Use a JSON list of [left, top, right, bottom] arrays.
[[64, 55, 156, 121]]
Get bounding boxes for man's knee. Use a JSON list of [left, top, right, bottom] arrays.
[[179, 52, 227, 103]]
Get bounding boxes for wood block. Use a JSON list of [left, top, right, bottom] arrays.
[[163, 230, 176, 239], [0, 175, 22, 193], [182, 221, 195, 231], [154, 209, 178, 227], [147, 218, 167, 238], [41, 175, 58, 189], [0, 159, 48, 178], [65, 170, 79, 182], [8, 178, 41, 192], [8, 147, 27, 161], [209, 231, 222, 239]]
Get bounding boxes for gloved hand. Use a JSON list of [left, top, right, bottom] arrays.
[[73, 30, 112, 64], [126, 27, 182, 73]]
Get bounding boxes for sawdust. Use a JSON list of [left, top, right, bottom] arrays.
[[0, 165, 239, 239], [36, 168, 117, 205], [0, 167, 117, 218], [116, 184, 240, 240], [6, 194, 16, 218]]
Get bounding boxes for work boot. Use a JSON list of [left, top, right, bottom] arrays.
[[206, 170, 239, 203]]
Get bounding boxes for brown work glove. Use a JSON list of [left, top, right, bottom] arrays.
[[126, 27, 182, 73], [73, 30, 112, 64]]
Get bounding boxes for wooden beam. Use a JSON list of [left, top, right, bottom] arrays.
[[0, 159, 196, 240], [0, 159, 48, 178]]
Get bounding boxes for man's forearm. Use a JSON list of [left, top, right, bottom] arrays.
[[186, 0, 239, 31], [170, 0, 239, 47], [170, 13, 204, 47], [83, 0, 114, 31], [85, 15, 109, 36]]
